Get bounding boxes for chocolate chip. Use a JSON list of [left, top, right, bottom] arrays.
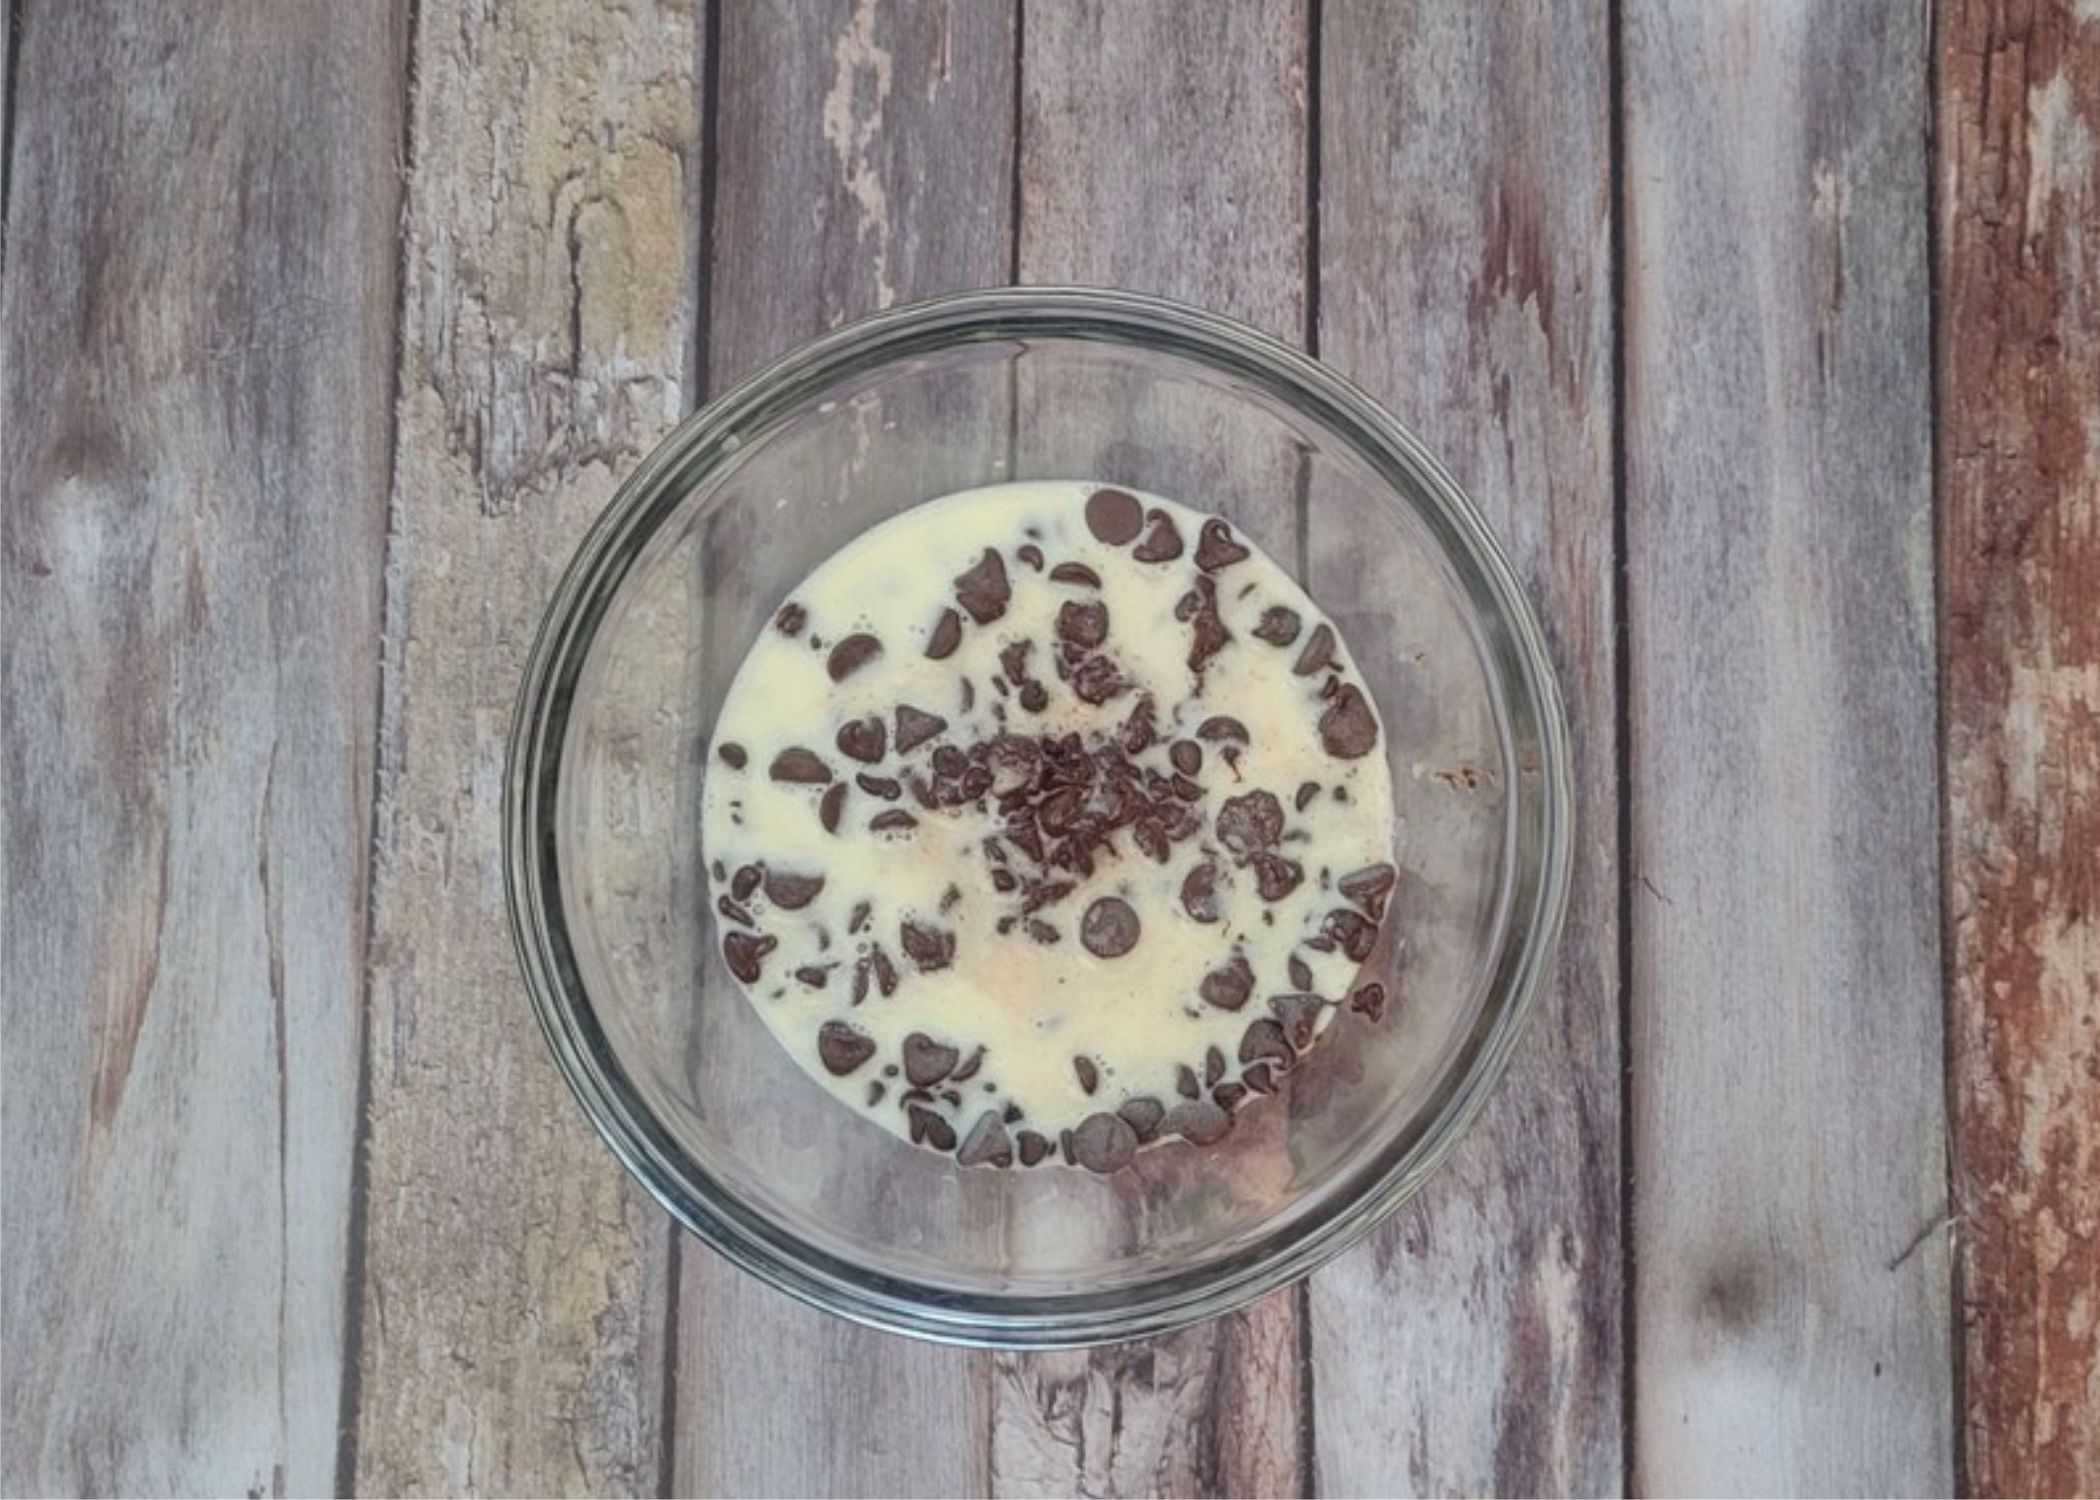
[[1073, 1056, 1099, 1095], [961, 677, 976, 711], [907, 1104, 957, 1152], [1253, 606, 1302, 646], [1131, 509, 1184, 562], [1080, 897, 1141, 958], [1118, 1096, 1165, 1144], [1288, 955, 1315, 991], [1295, 780, 1322, 812], [716, 895, 756, 928], [1069, 655, 1126, 705], [895, 703, 947, 754], [903, 1032, 959, 1087], [871, 945, 899, 996], [711, 859, 726, 882], [1323, 907, 1379, 962], [722, 931, 776, 983], [1016, 543, 1045, 572], [775, 602, 807, 637], [1170, 774, 1203, 801], [1186, 576, 1231, 673], [731, 863, 764, 901], [1195, 518, 1252, 572], [1071, 1111, 1139, 1173], [1019, 680, 1049, 713], [817, 1020, 877, 1076], [1338, 862, 1398, 922], [1200, 954, 1255, 1011], [1169, 740, 1202, 776], [1197, 716, 1249, 744], [765, 870, 825, 910], [1238, 1018, 1294, 1068], [718, 741, 748, 769], [1176, 1065, 1202, 1100], [1269, 993, 1326, 1051], [1241, 1062, 1277, 1094], [819, 781, 847, 833], [1217, 789, 1285, 854], [1025, 919, 1061, 945], [857, 772, 902, 800], [1205, 1045, 1227, 1087], [1180, 861, 1222, 923], [847, 900, 871, 935], [953, 548, 1011, 624], [899, 920, 956, 972], [1320, 684, 1380, 759], [1059, 1129, 1077, 1165], [1212, 1081, 1248, 1111], [941, 883, 963, 913], [1120, 696, 1157, 753], [868, 808, 918, 834], [794, 965, 832, 988], [1163, 1099, 1232, 1145], [1056, 599, 1109, 649], [1174, 590, 1202, 622], [1132, 818, 1170, 864], [950, 1045, 984, 1082], [1017, 1130, 1053, 1167], [1049, 561, 1102, 588], [986, 735, 1039, 794], [867, 1080, 886, 1107], [849, 958, 870, 1004], [1039, 785, 1084, 835], [770, 748, 833, 784], [827, 632, 883, 683], [1250, 851, 1304, 902], [1350, 981, 1388, 1021], [1293, 623, 1336, 677], [925, 607, 963, 660], [1085, 487, 1144, 545], [835, 716, 886, 764], [956, 1110, 1015, 1167]]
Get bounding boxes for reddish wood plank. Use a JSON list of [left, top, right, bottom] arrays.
[[1940, 2, 2100, 1493]]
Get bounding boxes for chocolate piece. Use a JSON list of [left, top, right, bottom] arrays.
[[836, 716, 887, 763], [867, 1080, 886, 1107], [1084, 487, 1144, 545], [731, 863, 764, 901], [1132, 509, 1184, 562], [1163, 1099, 1232, 1145], [907, 1104, 958, 1152], [1180, 861, 1222, 923], [1118, 1096, 1165, 1144], [953, 548, 1011, 624], [794, 965, 832, 988], [764, 870, 825, 910], [1195, 518, 1252, 572], [1350, 981, 1388, 1021], [1073, 1056, 1099, 1095], [1205, 1045, 1227, 1087], [1132, 817, 1170, 864], [1319, 684, 1380, 759], [1070, 1111, 1139, 1173], [899, 920, 956, 972], [868, 808, 918, 833], [775, 602, 807, 637], [1217, 789, 1285, 854], [950, 1045, 984, 1082], [957, 1110, 1015, 1167], [1241, 1062, 1277, 1094], [856, 772, 902, 800], [1197, 715, 1249, 744], [1016, 543, 1045, 572], [1176, 1065, 1202, 1100], [1018, 681, 1050, 713], [1200, 954, 1255, 1011], [827, 632, 883, 683], [1269, 993, 1325, 1051], [847, 900, 872, 935], [1048, 561, 1102, 588], [894, 703, 947, 754], [1056, 599, 1109, 649], [1238, 1018, 1295, 1067], [817, 1020, 877, 1076], [1250, 851, 1304, 902], [770, 747, 833, 784], [925, 607, 963, 660], [718, 741, 748, 769], [986, 735, 1039, 794], [1212, 1081, 1248, 1111], [1174, 589, 1202, 622], [1288, 954, 1315, 991], [1252, 606, 1302, 646], [940, 883, 963, 913], [1025, 919, 1061, 945], [1119, 696, 1157, 753], [1294, 780, 1322, 812], [1293, 623, 1336, 677], [871, 945, 899, 996], [1017, 1130, 1053, 1167], [1323, 907, 1379, 962], [722, 931, 776, 983], [903, 1032, 959, 1087], [1080, 897, 1141, 958], [1070, 655, 1127, 705], [819, 781, 847, 833], [1186, 576, 1231, 673], [1170, 774, 1203, 802], [1039, 785, 1084, 835], [1169, 740, 1202, 776], [1337, 862, 1398, 922], [716, 896, 756, 928]]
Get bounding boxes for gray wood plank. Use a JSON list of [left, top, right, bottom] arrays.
[[0, 2, 405, 1493], [671, 3, 1015, 1495], [997, 6, 1310, 1496], [1622, 3, 1951, 1492], [1939, 2, 2100, 1493], [350, 0, 700, 1491], [1307, 3, 1623, 1493]]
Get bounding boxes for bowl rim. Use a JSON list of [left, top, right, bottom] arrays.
[[505, 285, 1574, 1347]]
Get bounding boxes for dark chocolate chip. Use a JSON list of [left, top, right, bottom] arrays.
[[716, 895, 756, 928], [1069, 655, 1126, 705], [1186, 577, 1231, 673], [1017, 1130, 1053, 1167], [1252, 606, 1302, 646], [903, 1032, 959, 1087], [1175, 1065, 1201, 1100], [1120, 696, 1157, 753], [1169, 740, 1202, 776], [891, 703, 948, 755], [1056, 599, 1110, 649], [1080, 897, 1141, 958], [1293, 623, 1336, 677], [1238, 1018, 1295, 1067], [827, 632, 883, 683], [722, 930, 776, 983], [1131, 509, 1184, 563], [1195, 518, 1252, 572], [1019, 680, 1050, 714], [1180, 861, 1222, 924], [1288, 954, 1315, 991], [817, 1020, 877, 1076], [794, 965, 832, 988], [718, 741, 748, 769], [775, 602, 807, 637], [731, 863, 764, 901], [1250, 851, 1304, 902], [1170, 774, 1203, 802], [1206, 1046, 1227, 1087], [925, 607, 963, 660], [868, 808, 918, 833], [1084, 487, 1144, 545], [1200, 954, 1255, 1011], [1338, 862, 1399, 922], [1070, 1111, 1139, 1173], [770, 747, 833, 784], [1118, 1096, 1165, 1144], [899, 920, 956, 972], [1039, 785, 1085, 835], [1060, 1129, 1077, 1165], [857, 772, 902, 800], [1350, 981, 1388, 1021], [1073, 1056, 1099, 1095], [986, 735, 1040, 794], [847, 900, 872, 935], [764, 870, 825, 910], [907, 1104, 957, 1152], [850, 957, 871, 1005], [1319, 684, 1380, 759], [871, 945, 899, 996], [1025, 919, 1061, 945], [1174, 589, 1202, 622], [1295, 780, 1322, 812], [940, 883, 963, 913], [1323, 907, 1379, 962], [1163, 1099, 1232, 1145], [1016, 543, 1045, 572], [1217, 789, 1285, 854], [1212, 1081, 1248, 1111], [1197, 715, 1249, 744], [1242, 1062, 1277, 1094], [819, 781, 848, 833], [953, 548, 1011, 624], [1269, 993, 1326, 1051], [836, 716, 887, 763], [950, 1045, 984, 1083], [957, 1109, 1015, 1167], [1132, 817, 1170, 864], [866, 1080, 886, 1107], [1049, 561, 1103, 588]]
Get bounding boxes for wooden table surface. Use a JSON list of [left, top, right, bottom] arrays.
[[4, 1, 2095, 1495]]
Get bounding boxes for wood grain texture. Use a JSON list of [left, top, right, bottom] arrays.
[[0, 2, 404, 1493], [1623, 3, 1952, 1492], [1939, 2, 2100, 1493], [1307, 3, 1622, 1494], [671, 3, 1013, 1495], [350, 0, 699, 1491], [999, 6, 1309, 1496]]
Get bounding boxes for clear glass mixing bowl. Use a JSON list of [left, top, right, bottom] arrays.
[[506, 288, 1570, 1345]]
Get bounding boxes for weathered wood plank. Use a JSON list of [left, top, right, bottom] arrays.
[[1623, 3, 1951, 1492], [0, 2, 404, 1493], [351, 1, 700, 1492], [996, 6, 1309, 1497], [1940, 2, 2100, 1493], [1307, 3, 1622, 1494], [671, 3, 1014, 1495]]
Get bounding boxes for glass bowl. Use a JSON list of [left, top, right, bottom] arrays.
[[506, 287, 1570, 1346]]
